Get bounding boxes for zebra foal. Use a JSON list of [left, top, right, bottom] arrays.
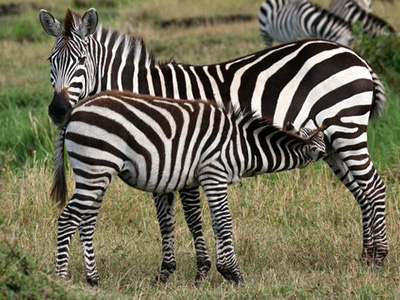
[[258, 0, 353, 47], [52, 91, 326, 285]]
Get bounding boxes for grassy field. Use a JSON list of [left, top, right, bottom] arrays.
[[1, 0, 400, 298]]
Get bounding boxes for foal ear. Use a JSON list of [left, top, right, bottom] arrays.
[[39, 9, 62, 37], [81, 8, 98, 38]]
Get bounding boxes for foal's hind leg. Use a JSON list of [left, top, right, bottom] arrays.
[[56, 174, 111, 286], [153, 193, 176, 283]]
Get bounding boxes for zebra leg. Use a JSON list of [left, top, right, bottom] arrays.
[[199, 174, 243, 284], [78, 190, 105, 286], [179, 186, 211, 283], [346, 156, 388, 267], [56, 202, 82, 280], [153, 192, 176, 283], [260, 30, 273, 48], [56, 168, 111, 286], [325, 152, 388, 266]]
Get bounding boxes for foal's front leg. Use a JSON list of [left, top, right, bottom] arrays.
[[199, 175, 243, 284]]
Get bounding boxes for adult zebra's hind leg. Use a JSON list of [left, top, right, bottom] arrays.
[[153, 193, 176, 283], [179, 186, 211, 284], [325, 151, 388, 267]]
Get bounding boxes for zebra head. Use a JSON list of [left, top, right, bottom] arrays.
[[285, 122, 327, 165], [40, 8, 98, 126]]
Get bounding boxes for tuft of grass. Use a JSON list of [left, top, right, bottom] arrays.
[[0, 216, 93, 299]]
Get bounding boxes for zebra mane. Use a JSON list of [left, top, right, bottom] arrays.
[[62, 9, 173, 67]]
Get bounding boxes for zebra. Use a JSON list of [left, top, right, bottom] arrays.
[[328, 0, 395, 36], [40, 8, 388, 283], [257, 0, 353, 48], [51, 90, 327, 285], [342, 0, 372, 13]]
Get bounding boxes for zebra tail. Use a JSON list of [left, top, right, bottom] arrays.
[[369, 70, 386, 120], [50, 128, 68, 208]]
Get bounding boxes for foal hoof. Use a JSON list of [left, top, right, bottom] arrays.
[[220, 269, 244, 285], [87, 277, 100, 287], [153, 271, 170, 284]]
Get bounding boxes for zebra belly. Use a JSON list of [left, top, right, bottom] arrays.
[[118, 160, 198, 194]]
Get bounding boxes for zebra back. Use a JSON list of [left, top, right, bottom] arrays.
[[258, 0, 353, 47], [329, 0, 395, 35]]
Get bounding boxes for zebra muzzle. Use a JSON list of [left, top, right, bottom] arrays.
[[49, 89, 72, 127]]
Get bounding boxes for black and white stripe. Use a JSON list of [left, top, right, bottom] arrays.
[[329, 0, 395, 36], [52, 91, 326, 285], [258, 0, 353, 48], [40, 8, 388, 283], [331, 0, 371, 13]]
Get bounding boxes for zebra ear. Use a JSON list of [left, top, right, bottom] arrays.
[[39, 9, 62, 37], [80, 8, 98, 38], [284, 121, 295, 132]]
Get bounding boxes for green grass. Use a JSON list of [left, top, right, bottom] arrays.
[[1, 0, 400, 298]]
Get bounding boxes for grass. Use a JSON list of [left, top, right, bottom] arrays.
[[2, 163, 400, 298], [1, 0, 400, 298]]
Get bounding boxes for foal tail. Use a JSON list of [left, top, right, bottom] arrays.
[[50, 128, 67, 208]]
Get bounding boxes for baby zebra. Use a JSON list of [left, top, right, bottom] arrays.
[[51, 91, 326, 285]]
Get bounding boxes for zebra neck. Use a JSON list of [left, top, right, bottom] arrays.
[[93, 26, 160, 95], [242, 126, 308, 176]]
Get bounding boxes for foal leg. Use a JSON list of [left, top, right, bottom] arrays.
[[56, 180, 109, 286], [179, 186, 211, 283], [199, 172, 243, 284], [153, 193, 176, 283]]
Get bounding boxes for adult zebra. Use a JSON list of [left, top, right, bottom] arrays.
[[328, 0, 395, 35], [257, 0, 353, 48], [52, 90, 326, 285], [40, 8, 388, 283], [338, 0, 372, 13]]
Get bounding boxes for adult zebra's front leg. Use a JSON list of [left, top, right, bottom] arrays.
[[199, 169, 243, 284], [180, 186, 211, 283]]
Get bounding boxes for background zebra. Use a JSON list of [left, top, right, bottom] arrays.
[[257, 0, 353, 48], [52, 90, 326, 285], [332, 0, 372, 13], [40, 8, 388, 283], [328, 0, 395, 36]]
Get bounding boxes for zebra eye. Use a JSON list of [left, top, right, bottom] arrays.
[[78, 56, 86, 64]]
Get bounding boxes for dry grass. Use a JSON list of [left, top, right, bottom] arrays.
[[2, 162, 400, 298]]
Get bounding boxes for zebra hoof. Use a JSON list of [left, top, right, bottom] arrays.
[[87, 277, 100, 287], [153, 270, 170, 284], [217, 266, 244, 284]]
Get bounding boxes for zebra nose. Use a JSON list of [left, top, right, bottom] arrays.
[[49, 89, 72, 126]]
